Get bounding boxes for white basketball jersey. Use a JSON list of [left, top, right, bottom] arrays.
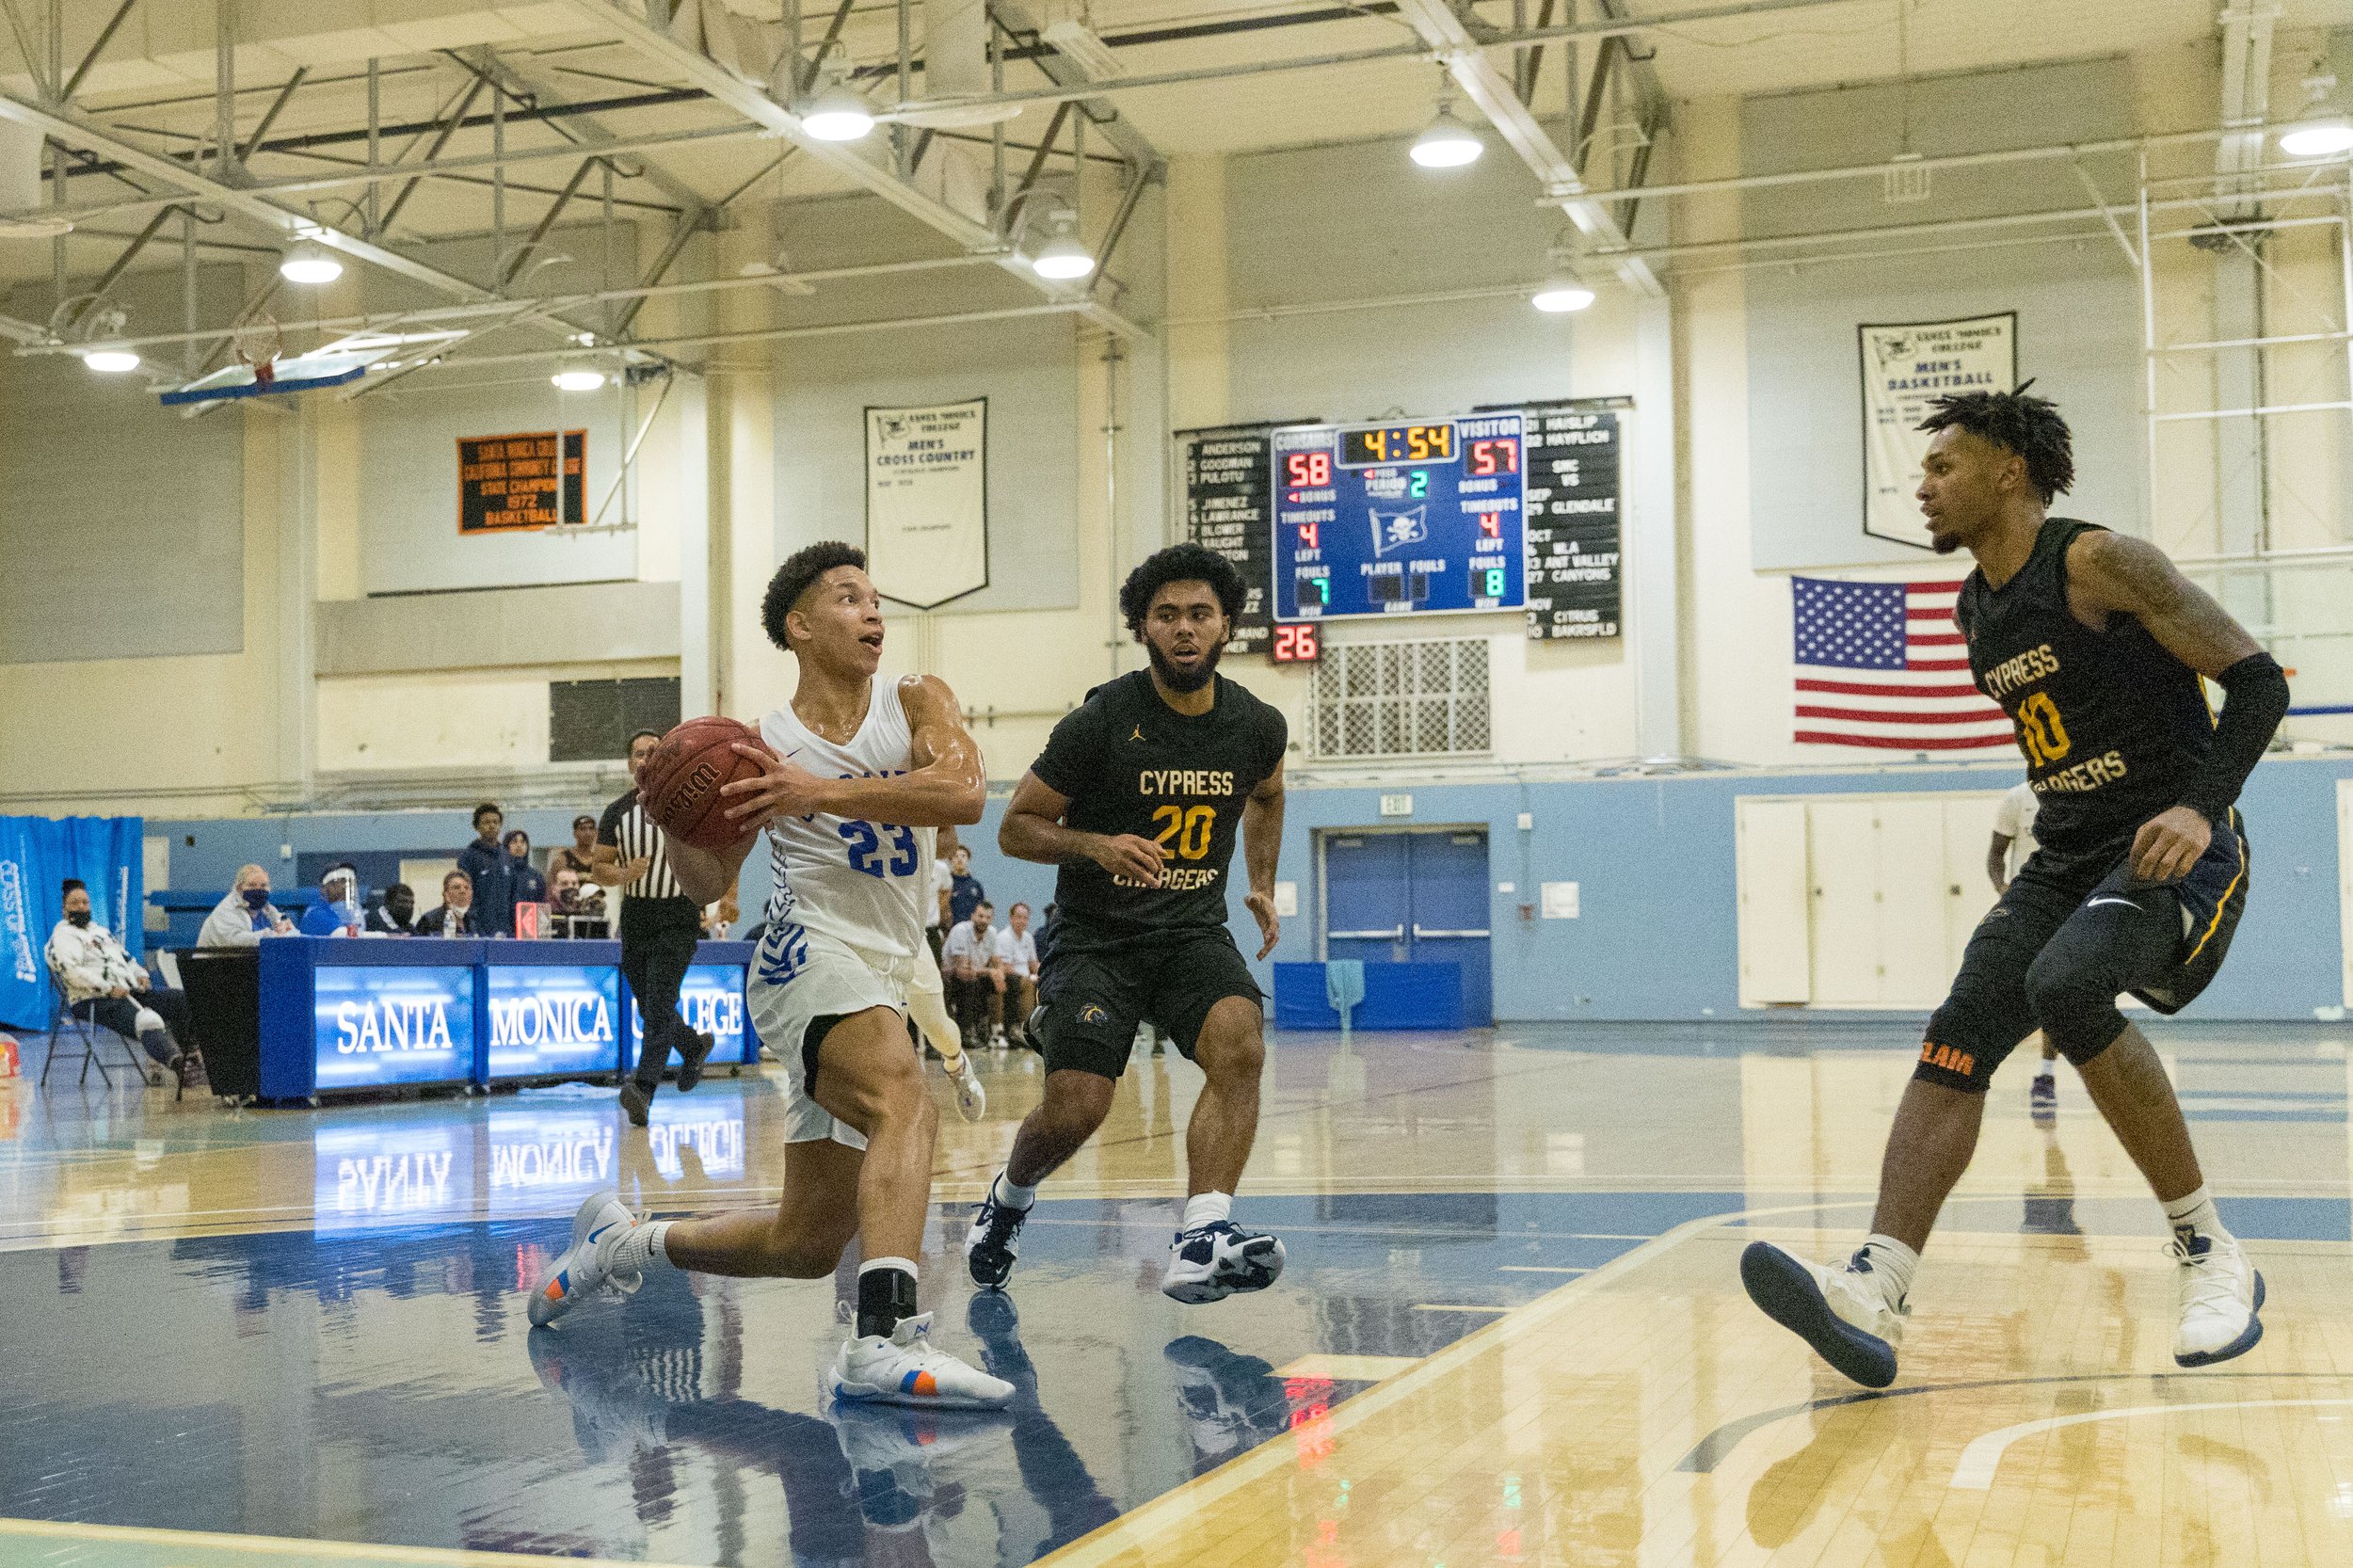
[[757, 680, 926, 958]]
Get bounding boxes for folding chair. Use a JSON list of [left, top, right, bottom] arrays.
[[40, 969, 151, 1089]]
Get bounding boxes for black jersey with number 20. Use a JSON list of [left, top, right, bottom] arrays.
[[1030, 670, 1288, 949], [1954, 517, 2217, 854]]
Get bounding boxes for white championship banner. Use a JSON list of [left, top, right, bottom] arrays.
[[864, 397, 988, 609], [1858, 312, 2015, 548]]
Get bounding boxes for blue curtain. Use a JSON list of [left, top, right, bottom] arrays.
[[0, 815, 144, 1031]]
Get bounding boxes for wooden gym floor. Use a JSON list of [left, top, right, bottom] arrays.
[[1, 1020, 2348, 1566]]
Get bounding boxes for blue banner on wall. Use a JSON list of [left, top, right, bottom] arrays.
[[313, 965, 475, 1092], [0, 814, 144, 1030]]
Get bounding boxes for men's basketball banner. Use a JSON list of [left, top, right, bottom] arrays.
[[864, 397, 988, 609], [1858, 312, 2015, 548], [1790, 575, 2012, 752]]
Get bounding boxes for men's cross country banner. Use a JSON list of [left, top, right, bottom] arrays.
[[1858, 312, 2015, 549], [864, 398, 988, 609]]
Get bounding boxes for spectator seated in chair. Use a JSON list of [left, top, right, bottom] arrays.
[[364, 882, 417, 936], [415, 870, 481, 937], [299, 863, 366, 936], [46, 879, 206, 1089], [198, 864, 298, 949], [548, 866, 606, 936], [992, 901, 1041, 1049], [941, 900, 998, 1053]]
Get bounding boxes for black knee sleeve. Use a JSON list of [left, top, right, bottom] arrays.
[[1915, 993, 2022, 1093], [2024, 947, 2128, 1065]]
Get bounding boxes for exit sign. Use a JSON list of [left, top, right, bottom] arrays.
[[1378, 793, 1413, 817]]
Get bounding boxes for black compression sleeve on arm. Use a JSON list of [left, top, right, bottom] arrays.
[[2180, 652, 2289, 817]]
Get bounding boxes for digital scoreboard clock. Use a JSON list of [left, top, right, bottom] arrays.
[[1271, 413, 1527, 620]]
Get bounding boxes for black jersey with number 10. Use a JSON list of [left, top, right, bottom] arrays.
[[1030, 670, 1288, 949], [1954, 517, 2217, 854]]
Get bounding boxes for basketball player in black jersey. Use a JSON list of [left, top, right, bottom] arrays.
[[1743, 387, 2290, 1388], [966, 543, 1289, 1303]]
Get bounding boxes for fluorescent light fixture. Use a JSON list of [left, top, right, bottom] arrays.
[[1411, 103, 1483, 168], [279, 242, 343, 284], [81, 348, 139, 373], [1029, 208, 1094, 280], [1042, 18, 1123, 80], [800, 82, 875, 141], [2280, 117, 2353, 157], [551, 367, 606, 392]]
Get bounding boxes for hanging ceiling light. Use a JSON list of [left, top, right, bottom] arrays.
[[2280, 65, 2353, 158], [2280, 116, 2353, 157], [279, 241, 343, 284], [1029, 207, 1095, 280], [800, 78, 875, 141], [551, 366, 606, 392], [1530, 247, 1595, 313], [80, 347, 139, 373], [1410, 96, 1483, 168]]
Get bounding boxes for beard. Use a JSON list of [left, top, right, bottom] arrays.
[[1930, 531, 1962, 555], [1147, 634, 1224, 693]]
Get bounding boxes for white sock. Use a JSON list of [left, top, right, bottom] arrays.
[[991, 1169, 1036, 1210], [1855, 1234, 1919, 1304], [2163, 1185, 2229, 1244], [1182, 1192, 1233, 1232], [2035, 1061, 2056, 1079], [605, 1218, 672, 1274]]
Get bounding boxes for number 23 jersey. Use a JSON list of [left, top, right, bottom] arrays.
[[1032, 670, 1287, 949], [757, 678, 926, 959]]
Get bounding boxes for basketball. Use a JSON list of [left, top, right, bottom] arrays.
[[638, 716, 768, 851]]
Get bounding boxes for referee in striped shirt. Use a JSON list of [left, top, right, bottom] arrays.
[[595, 728, 715, 1126]]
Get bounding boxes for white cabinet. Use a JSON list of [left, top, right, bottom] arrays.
[[1737, 790, 2010, 1010]]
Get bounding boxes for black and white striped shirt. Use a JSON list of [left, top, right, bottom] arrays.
[[598, 788, 696, 906]]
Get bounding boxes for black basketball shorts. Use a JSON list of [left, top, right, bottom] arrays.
[[1033, 925, 1263, 1080], [1916, 809, 2249, 1093]]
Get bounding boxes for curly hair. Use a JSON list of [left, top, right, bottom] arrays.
[[1119, 543, 1246, 638], [760, 541, 868, 652], [1916, 383, 2075, 504]]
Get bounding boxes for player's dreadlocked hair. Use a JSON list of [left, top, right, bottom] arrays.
[[761, 540, 867, 652], [1119, 542, 1247, 638], [1915, 382, 2075, 504]]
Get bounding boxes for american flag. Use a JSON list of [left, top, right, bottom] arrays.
[[1791, 576, 2015, 751]]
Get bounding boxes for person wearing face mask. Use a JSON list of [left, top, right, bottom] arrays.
[[47, 879, 207, 1088], [414, 871, 481, 937], [199, 865, 299, 949], [300, 864, 366, 936], [365, 882, 417, 936]]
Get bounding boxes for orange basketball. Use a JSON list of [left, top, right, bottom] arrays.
[[638, 716, 768, 851]]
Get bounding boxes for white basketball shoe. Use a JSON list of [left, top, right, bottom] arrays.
[[526, 1189, 646, 1328], [829, 1313, 1015, 1410], [2170, 1230, 2264, 1368], [1739, 1241, 1907, 1388]]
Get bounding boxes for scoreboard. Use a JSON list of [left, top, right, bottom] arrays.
[[1176, 400, 1622, 653], [1271, 413, 1527, 620]]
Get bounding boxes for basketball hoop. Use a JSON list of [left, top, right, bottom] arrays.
[[233, 315, 284, 389]]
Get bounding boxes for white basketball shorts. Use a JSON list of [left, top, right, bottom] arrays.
[[749, 921, 916, 1149]]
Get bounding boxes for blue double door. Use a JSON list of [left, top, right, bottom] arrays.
[[1321, 828, 1493, 1025]]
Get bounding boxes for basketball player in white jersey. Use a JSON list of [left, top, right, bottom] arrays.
[[528, 541, 1010, 1410]]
